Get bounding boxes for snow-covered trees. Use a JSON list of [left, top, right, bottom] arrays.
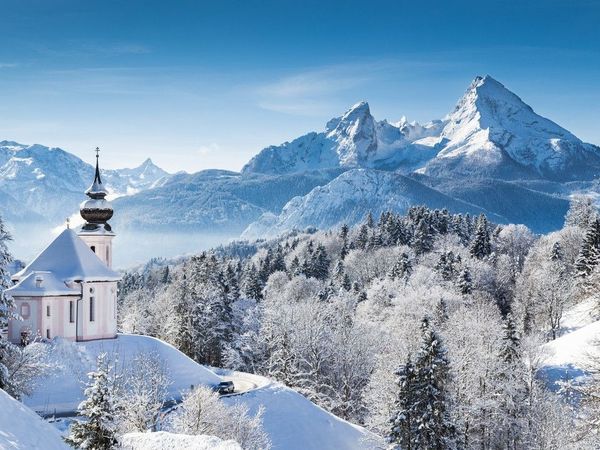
[[565, 195, 598, 229], [116, 352, 171, 434], [66, 353, 119, 449], [168, 386, 270, 450], [116, 205, 587, 447], [0, 216, 16, 328]]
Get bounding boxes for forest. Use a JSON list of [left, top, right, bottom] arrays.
[[114, 197, 600, 449]]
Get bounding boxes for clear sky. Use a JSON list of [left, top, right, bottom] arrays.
[[0, 0, 599, 173]]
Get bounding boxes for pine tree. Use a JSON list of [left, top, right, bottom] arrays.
[[243, 264, 263, 300], [66, 353, 118, 450], [366, 212, 375, 228], [389, 253, 412, 280], [313, 244, 330, 280], [457, 267, 473, 295], [434, 298, 449, 328], [388, 356, 418, 450], [550, 241, 563, 262], [412, 318, 455, 450], [500, 314, 520, 364], [340, 224, 350, 259], [413, 219, 433, 256], [575, 218, 600, 277], [470, 214, 492, 259], [356, 224, 369, 250]]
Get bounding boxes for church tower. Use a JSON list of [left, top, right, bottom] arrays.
[[78, 148, 115, 268]]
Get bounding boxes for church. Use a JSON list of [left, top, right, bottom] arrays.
[[6, 150, 120, 344]]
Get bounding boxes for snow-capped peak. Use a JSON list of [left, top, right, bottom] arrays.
[[325, 101, 377, 166], [426, 74, 600, 180]]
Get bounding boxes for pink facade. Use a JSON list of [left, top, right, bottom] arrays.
[[8, 281, 118, 344]]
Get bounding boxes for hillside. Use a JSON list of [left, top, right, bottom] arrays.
[[0, 388, 68, 450], [26, 334, 378, 449]]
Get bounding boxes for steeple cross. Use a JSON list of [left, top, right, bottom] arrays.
[[95, 147, 100, 158]]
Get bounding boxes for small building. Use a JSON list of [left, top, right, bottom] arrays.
[[6, 150, 121, 343]]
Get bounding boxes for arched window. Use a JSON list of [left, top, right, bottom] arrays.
[[106, 247, 109, 263]]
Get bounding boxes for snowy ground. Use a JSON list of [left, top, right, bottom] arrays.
[[0, 388, 68, 449], [540, 298, 600, 390], [25, 334, 222, 415], [212, 368, 382, 449], [26, 334, 380, 449], [120, 431, 241, 450]]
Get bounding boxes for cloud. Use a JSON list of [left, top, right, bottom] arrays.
[[252, 59, 446, 116], [0, 63, 19, 69]]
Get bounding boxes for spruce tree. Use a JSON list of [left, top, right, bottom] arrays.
[[575, 218, 600, 277], [66, 353, 118, 450], [389, 253, 412, 280], [388, 356, 418, 450], [356, 224, 369, 250], [470, 214, 492, 259], [243, 264, 263, 300], [413, 318, 455, 450], [457, 267, 473, 295], [413, 219, 433, 256], [500, 314, 520, 364]]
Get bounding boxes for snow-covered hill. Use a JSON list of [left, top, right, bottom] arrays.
[[0, 388, 68, 449], [243, 169, 506, 238], [0, 141, 170, 223], [28, 334, 377, 450]]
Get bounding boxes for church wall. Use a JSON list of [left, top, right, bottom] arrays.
[[8, 296, 79, 344], [78, 234, 114, 268], [79, 281, 117, 341]]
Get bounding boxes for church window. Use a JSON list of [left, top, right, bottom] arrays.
[[20, 303, 30, 319], [46, 305, 50, 317], [69, 301, 74, 323], [106, 247, 109, 262], [46, 329, 50, 339], [90, 245, 96, 253], [90, 297, 95, 322]]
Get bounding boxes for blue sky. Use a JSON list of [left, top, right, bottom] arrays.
[[0, 0, 599, 172]]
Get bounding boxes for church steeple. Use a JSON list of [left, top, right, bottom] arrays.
[[86, 147, 108, 200], [80, 147, 113, 232]]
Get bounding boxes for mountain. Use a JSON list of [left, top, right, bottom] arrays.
[[242, 101, 444, 175], [0, 141, 171, 223], [422, 75, 600, 181], [111, 169, 343, 232], [243, 169, 507, 238], [4, 75, 600, 263]]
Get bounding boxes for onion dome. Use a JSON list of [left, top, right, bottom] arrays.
[[80, 148, 113, 231]]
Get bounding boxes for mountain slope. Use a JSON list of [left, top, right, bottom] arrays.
[[112, 169, 343, 232], [242, 102, 440, 175], [0, 141, 170, 223], [243, 169, 506, 238], [422, 76, 600, 180]]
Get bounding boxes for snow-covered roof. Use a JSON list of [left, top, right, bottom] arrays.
[[13, 228, 121, 283], [5, 271, 80, 297]]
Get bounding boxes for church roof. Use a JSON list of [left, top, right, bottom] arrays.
[[13, 229, 121, 283], [5, 271, 80, 297]]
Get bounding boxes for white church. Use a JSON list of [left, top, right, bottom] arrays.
[[6, 151, 120, 343]]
